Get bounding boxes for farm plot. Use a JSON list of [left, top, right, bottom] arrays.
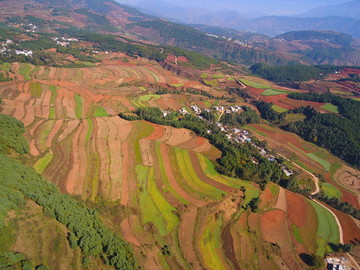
[[308, 200, 340, 255], [136, 165, 179, 237], [261, 89, 292, 96], [198, 215, 227, 270], [170, 147, 226, 201]]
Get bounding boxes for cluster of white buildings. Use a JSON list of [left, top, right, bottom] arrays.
[[52, 37, 79, 47], [0, 39, 33, 56], [326, 256, 353, 270], [23, 23, 37, 33], [178, 103, 295, 176], [0, 39, 13, 54], [191, 105, 201, 114]]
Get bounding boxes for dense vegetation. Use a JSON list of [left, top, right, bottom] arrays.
[[285, 93, 360, 168], [0, 114, 135, 270], [120, 107, 286, 185], [220, 106, 260, 126], [250, 63, 360, 82], [250, 63, 324, 82], [74, 8, 118, 32], [253, 93, 360, 168]]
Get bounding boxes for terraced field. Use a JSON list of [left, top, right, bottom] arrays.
[[1, 59, 359, 270]]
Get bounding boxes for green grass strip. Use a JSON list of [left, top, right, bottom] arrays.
[[134, 122, 154, 163], [155, 142, 189, 205], [199, 216, 226, 270], [212, 74, 225, 79], [30, 82, 42, 98], [321, 103, 339, 113], [203, 79, 219, 87], [308, 200, 339, 249], [306, 153, 331, 171], [292, 224, 304, 244], [261, 89, 291, 96], [240, 79, 270, 89], [147, 167, 179, 235], [174, 148, 225, 201], [49, 85, 57, 105], [1, 63, 11, 71], [136, 165, 166, 236], [93, 106, 109, 117], [33, 152, 54, 174], [18, 64, 32, 81], [85, 119, 93, 143], [49, 108, 56, 120], [272, 105, 288, 113], [321, 183, 342, 199], [74, 94, 83, 119]]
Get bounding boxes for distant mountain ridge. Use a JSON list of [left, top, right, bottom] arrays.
[[301, 0, 360, 19]]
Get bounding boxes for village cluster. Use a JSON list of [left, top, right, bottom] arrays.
[[175, 104, 294, 177], [326, 256, 355, 270]]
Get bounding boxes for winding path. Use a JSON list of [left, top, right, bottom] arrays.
[[277, 154, 360, 268], [278, 154, 320, 195]]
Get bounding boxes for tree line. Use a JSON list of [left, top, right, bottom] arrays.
[[120, 107, 286, 185]]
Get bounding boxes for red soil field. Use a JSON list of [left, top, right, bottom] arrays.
[[285, 191, 307, 228], [249, 124, 311, 154], [330, 207, 360, 244], [120, 142, 130, 206], [160, 143, 207, 207], [145, 123, 165, 141], [261, 209, 292, 252]]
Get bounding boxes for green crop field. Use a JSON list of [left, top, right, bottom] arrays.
[[244, 125, 267, 137], [197, 154, 259, 205], [155, 143, 189, 205], [93, 106, 109, 117], [33, 151, 54, 174], [285, 113, 306, 122], [18, 64, 32, 80], [85, 119, 93, 143], [133, 94, 161, 108], [173, 148, 225, 201], [272, 105, 288, 113], [199, 216, 226, 270], [146, 166, 179, 235], [171, 83, 184, 87], [321, 183, 342, 199], [321, 103, 339, 113], [212, 74, 225, 79], [292, 224, 303, 244], [240, 79, 270, 89], [261, 89, 291, 96], [1, 62, 10, 71], [201, 73, 208, 79], [30, 82, 42, 98], [49, 85, 57, 105], [136, 165, 167, 236], [74, 94, 83, 119], [308, 200, 339, 255], [306, 153, 331, 171], [134, 122, 154, 163], [49, 108, 56, 119], [203, 79, 219, 87]]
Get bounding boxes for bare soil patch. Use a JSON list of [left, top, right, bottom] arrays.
[[286, 191, 307, 228], [275, 187, 287, 212]]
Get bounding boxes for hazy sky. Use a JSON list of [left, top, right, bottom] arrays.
[[116, 0, 352, 15]]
